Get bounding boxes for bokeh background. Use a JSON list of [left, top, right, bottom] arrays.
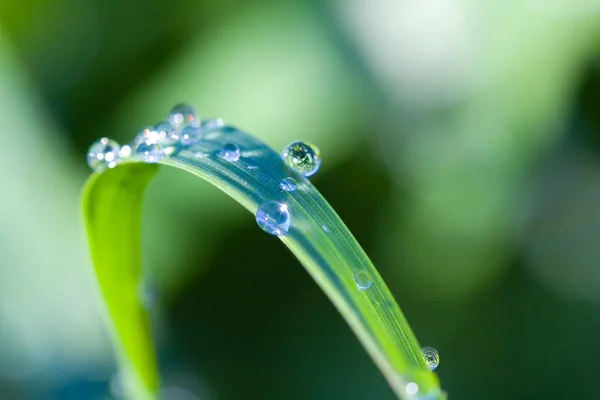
[[1, 0, 600, 399]]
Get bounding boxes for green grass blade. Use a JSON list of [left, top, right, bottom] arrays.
[[82, 163, 160, 400], [82, 126, 444, 399]]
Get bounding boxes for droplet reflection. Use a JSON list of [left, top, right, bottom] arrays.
[[256, 201, 291, 236]]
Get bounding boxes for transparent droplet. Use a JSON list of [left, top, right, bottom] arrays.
[[220, 143, 240, 161], [154, 121, 177, 144], [422, 347, 439, 371], [406, 382, 419, 396], [280, 177, 297, 192], [136, 141, 164, 163], [201, 118, 224, 131], [168, 104, 198, 127], [247, 165, 258, 170], [256, 201, 291, 236], [281, 141, 321, 177], [87, 137, 120, 172], [180, 125, 201, 146], [353, 271, 372, 290], [118, 145, 132, 159], [134, 125, 160, 146], [322, 224, 329, 233]]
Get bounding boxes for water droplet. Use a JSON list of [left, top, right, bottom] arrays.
[[201, 118, 224, 131], [180, 125, 201, 146], [406, 382, 419, 396], [136, 141, 164, 163], [220, 143, 240, 161], [168, 104, 198, 127], [119, 145, 132, 159], [134, 125, 160, 146], [247, 165, 258, 170], [322, 224, 329, 233], [154, 121, 177, 144], [87, 137, 120, 172], [422, 347, 439, 371], [353, 271, 372, 290], [279, 177, 297, 192], [256, 201, 291, 236], [281, 141, 321, 177]]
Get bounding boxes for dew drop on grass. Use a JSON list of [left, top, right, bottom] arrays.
[[118, 145, 132, 159], [280, 177, 297, 192], [422, 347, 440, 371], [281, 141, 321, 177], [220, 143, 240, 161], [136, 142, 165, 163], [353, 271, 372, 290], [180, 125, 201, 146], [154, 121, 177, 143], [322, 224, 329, 233], [87, 137, 121, 172], [134, 125, 159, 146], [201, 118, 224, 131], [256, 201, 291, 236], [406, 382, 419, 396], [168, 103, 198, 127]]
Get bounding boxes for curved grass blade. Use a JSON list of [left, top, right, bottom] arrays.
[[82, 163, 160, 400], [82, 126, 444, 399]]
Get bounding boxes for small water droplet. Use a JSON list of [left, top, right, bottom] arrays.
[[154, 121, 177, 144], [168, 104, 198, 127], [136, 141, 165, 163], [279, 177, 297, 192], [134, 125, 160, 146], [322, 224, 329, 233], [422, 347, 439, 371], [180, 125, 201, 146], [256, 201, 291, 236], [118, 145, 132, 159], [406, 382, 419, 396], [220, 143, 240, 161], [353, 271, 372, 290], [247, 165, 258, 170], [201, 118, 224, 131], [281, 141, 321, 177], [87, 137, 120, 172]]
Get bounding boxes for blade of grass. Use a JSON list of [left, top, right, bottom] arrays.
[[82, 126, 444, 399], [83, 163, 160, 400]]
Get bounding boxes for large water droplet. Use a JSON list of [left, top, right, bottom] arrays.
[[136, 141, 164, 163], [256, 201, 291, 236], [180, 125, 201, 146], [168, 104, 198, 127], [220, 143, 240, 161], [353, 271, 372, 290], [280, 177, 297, 192], [422, 347, 439, 371], [281, 141, 321, 177], [87, 137, 120, 172]]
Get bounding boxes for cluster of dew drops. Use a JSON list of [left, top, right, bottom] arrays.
[[86, 104, 439, 376]]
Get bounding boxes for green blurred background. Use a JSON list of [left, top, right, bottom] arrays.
[[1, 0, 600, 399]]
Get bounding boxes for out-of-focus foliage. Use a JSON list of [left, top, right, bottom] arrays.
[[1, 0, 600, 399]]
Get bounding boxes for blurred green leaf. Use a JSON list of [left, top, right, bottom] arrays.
[[82, 126, 443, 399]]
